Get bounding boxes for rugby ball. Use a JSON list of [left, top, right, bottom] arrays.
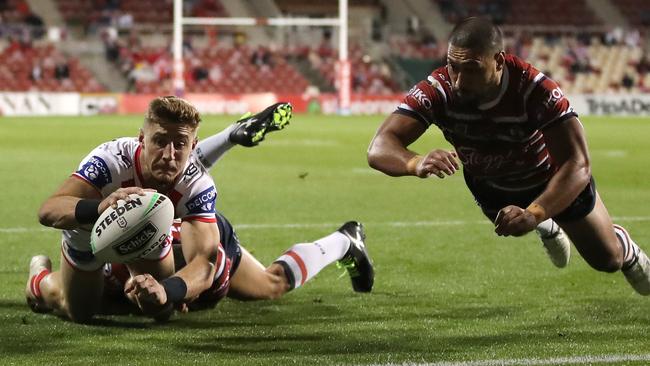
[[90, 192, 174, 263]]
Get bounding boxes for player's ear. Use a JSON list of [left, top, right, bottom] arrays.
[[138, 128, 145, 146], [495, 51, 505, 71], [192, 137, 197, 150]]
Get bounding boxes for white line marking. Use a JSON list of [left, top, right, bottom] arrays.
[[2, 216, 649, 233], [369, 353, 650, 366]]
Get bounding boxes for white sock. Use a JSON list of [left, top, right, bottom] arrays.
[[614, 224, 641, 270], [274, 232, 351, 289], [195, 124, 237, 169], [536, 218, 560, 238]]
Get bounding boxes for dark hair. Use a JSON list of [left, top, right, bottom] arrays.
[[145, 96, 201, 128], [449, 17, 504, 54]]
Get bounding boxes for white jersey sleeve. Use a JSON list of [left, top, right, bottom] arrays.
[[71, 138, 138, 197], [170, 157, 218, 223]]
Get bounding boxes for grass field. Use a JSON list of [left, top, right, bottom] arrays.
[[1, 114, 649, 365]]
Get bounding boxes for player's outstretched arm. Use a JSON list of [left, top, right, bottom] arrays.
[[125, 220, 220, 308], [38, 178, 148, 230], [368, 113, 458, 178], [494, 117, 591, 236]]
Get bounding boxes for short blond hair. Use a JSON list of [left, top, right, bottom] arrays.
[[145, 96, 201, 128]]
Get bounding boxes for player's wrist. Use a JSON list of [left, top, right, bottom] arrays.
[[161, 276, 187, 304], [75, 199, 101, 224], [406, 155, 423, 175], [526, 203, 547, 224]]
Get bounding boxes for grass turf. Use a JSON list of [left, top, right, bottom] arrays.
[[0, 114, 649, 365]]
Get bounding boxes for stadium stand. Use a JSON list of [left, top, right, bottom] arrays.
[[1, 0, 648, 95], [435, 0, 601, 26], [612, 0, 650, 28], [0, 0, 105, 92]]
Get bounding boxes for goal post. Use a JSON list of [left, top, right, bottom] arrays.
[[172, 0, 351, 114]]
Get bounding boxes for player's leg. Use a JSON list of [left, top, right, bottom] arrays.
[[535, 218, 571, 268], [227, 247, 290, 300], [228, 221, 374, 300], [195, 102, 292, 169], [26, 251, 104, 322], [557, 192, 649, 295]]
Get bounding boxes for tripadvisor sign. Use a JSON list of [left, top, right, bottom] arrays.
[[570, 94, 650, 116]]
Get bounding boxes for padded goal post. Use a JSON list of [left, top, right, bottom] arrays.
[[173, 0, 351, 114]]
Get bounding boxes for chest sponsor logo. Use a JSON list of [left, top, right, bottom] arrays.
[[78, 156, 112, 188], [186, 186, 217, 214], [407, 86, 432, 109]]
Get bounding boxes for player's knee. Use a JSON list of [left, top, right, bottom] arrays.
[[63, 300, 97, 323], [66, 307, 95, 323], [587, 253, 623, 273]]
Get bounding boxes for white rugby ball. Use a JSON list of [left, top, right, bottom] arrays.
[[90, 192, 174, 263]]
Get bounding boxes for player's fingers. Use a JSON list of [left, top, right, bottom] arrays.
[[417, 160, 439, 178], [494, 207, 509, 226], [124, 278, 135, 293], [430, 161, 453, 177]]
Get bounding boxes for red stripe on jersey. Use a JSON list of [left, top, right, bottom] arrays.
[[121, 179, 135, 188], [182, 216, 217, 223], [168, 189, 182, 208], [70, 173, 102, 195], [134, 145, 144, 184], [285, 250, 308, 286]]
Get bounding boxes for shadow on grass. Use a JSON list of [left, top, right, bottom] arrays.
[[2, 296, 648, 362]]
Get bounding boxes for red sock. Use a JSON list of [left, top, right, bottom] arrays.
[[30, 269, 51, 298]]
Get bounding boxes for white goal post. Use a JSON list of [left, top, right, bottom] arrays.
[[172, 0, 351, 114]]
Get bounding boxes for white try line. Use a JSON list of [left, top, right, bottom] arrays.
[[2, 216, 650, 234], [368, 353, 650, 366]]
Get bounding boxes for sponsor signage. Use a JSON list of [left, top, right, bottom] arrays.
[[2, 92, 649, 116]]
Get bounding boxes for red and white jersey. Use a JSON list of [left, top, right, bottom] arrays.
[[65, 137, 217, 252], [397, 54, 576, 191]]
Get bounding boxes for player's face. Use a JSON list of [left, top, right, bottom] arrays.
[[447, 45, 503, 104], [139, 121, 197, 187]]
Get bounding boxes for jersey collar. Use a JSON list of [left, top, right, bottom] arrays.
[[478, 66, 509, 111]]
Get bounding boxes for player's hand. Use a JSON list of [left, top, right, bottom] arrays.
[[124, 274, 168, 313], [494, 205, 538, 237], [415, 149, 459, 178], [99, 187, 156, 212]]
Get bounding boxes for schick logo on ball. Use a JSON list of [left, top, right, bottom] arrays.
[[113, 222, 158, 255], [186, 186, 217, 215]]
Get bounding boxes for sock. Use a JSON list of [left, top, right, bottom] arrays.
[[29, 269, 51, 298], [274, 232, 351, 290], [536, 218, 560, 238], [194, 124, 237, 169], [614, 224, 641, 270]]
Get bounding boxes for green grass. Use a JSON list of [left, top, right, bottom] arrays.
[[1, 114, 649, 365]]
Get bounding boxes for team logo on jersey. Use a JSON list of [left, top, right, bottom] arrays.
[[186, 186, 217, 215], [183, 163, 199, 181], [426, 75, 441, 89], [77, 156, 112, 188], [116, 151, 132, 168]]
